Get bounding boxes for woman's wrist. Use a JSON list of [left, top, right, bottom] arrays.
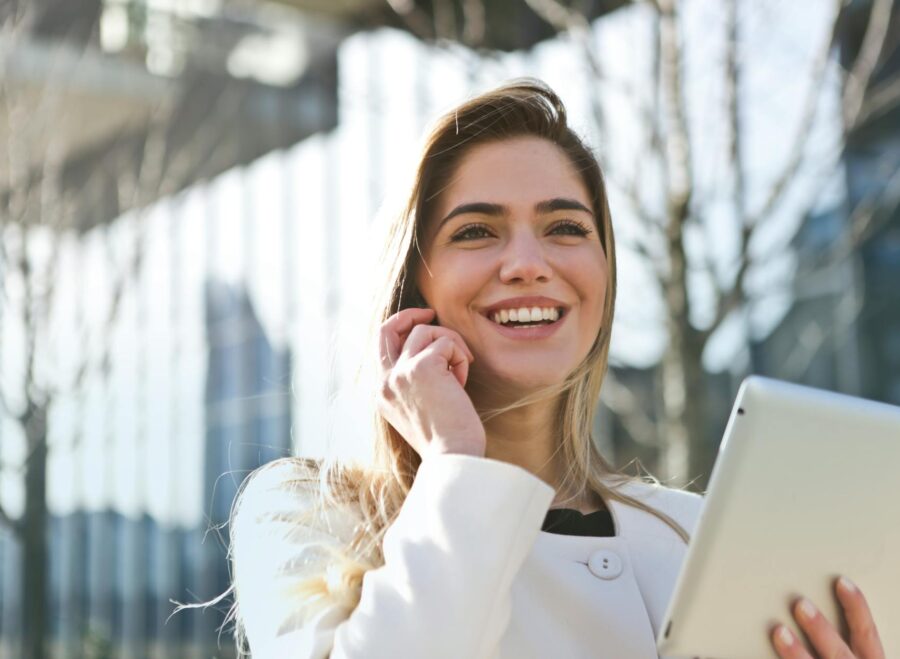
[[424, 437, 486, 459]]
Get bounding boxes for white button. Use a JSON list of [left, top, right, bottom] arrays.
[[587, 549, 623, 580]]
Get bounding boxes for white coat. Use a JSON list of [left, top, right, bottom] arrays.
[[234, 454, 704, 659]]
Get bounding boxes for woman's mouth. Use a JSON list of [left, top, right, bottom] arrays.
[[488, 306, 565, 329]]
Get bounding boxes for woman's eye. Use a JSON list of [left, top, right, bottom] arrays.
[[550, 220, 591, 237], [450, 223, 494, 241]]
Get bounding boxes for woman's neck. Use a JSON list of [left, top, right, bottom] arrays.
[[479, 396, 564, 489], [475, 392, 603, 514]]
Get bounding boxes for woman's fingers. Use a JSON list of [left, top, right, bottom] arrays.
[[411, 335, 470, 387], [771, 579, 885, 659], [836, 577, 885, 659], [402, 324, 473, 386], [378, 308, 475, 391], [790, 598, 855, 659], [771, 624, 813, 659], [401, 323, 473, 362], [378, 307, 436, 367]]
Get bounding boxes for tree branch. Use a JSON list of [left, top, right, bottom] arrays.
[[843, 0, 895, 129], [654, 0, 694, 364], [603, 169, 669, 283], [725, 0, 746, 226], [602, 371, 660, 447], [703, 229, 752, 343], [703, 0, 883, 345], [384, 0, 436, 41], [0, 500, 20, 536], [742, 155, 900, 299], [524, 0, 665, 155], [657, 0, 692, 222], [28, 111, 67, 367], [58, 84, 248, 400], [762, 292, 865, 382], [747, 0, 843, 228], [855, 71, 900, 125], [701, 0, 749, 345], [821, 161, 900, 266], [461, 0, 485, 47]]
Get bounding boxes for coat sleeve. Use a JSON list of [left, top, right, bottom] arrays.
[[233, 454, 556, 659]]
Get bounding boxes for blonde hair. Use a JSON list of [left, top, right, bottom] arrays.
[[226, 79, 688, 654]]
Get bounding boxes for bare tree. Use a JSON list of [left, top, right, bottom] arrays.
[[517, 0, 899, 486]]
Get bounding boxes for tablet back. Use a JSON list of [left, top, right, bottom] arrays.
[[656, 376, 900, 659]]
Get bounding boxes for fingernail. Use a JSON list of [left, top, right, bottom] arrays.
[[838, 576, 857, 593], [776, 626, 795, 646], [798, 598, 817, 620]]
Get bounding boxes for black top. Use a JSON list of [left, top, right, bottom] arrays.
[[541, 508, 615, 537]]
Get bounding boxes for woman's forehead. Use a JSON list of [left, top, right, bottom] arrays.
[[431, 137, 592, 221]]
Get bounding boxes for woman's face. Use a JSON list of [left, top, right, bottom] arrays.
[[416, 136, 608, 394]]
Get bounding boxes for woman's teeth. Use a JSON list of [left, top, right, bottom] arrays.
[[491, 306, 561, 325]]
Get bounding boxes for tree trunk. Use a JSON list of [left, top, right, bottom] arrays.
[[656, 0, 710, 488], [22, 402, 48, 659], [659, 313, 709, 488], [658, 199, 709, 487]]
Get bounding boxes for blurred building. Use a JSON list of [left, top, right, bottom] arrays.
[[197, 280, 293, 651], [754, 0, 900, 405], [1, 279, 290, 657], [843, 0, 900, 404], [2, 1, 335, 655]]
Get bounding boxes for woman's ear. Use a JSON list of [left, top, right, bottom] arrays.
[[412, 290, 428, 309], [412, 291, 440, 326]]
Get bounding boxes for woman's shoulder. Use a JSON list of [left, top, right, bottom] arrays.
[[231, 458, 374, 650], [233, 457, 365, 549]]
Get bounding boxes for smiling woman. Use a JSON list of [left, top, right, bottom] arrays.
[[226, 79, 885, 659]]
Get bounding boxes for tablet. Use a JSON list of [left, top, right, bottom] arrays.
[[656, 376, 900, 659]]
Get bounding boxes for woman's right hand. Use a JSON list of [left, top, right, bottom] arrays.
[[377, 307, 486, 459], [771, 577, 884, 659]]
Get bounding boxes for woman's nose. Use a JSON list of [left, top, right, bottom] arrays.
[[498, 233, 553, 284]]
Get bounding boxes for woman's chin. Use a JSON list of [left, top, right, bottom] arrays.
[[466, 364, 570, 400]]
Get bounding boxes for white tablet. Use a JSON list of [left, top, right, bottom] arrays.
[[656, 376, 900, 659]]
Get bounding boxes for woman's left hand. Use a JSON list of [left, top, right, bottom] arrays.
[[771, 576, 884, 659]]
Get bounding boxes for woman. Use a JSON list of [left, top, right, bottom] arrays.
[[229, 80, 884, 658]]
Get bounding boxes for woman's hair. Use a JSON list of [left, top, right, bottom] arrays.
[[225, 78, 689, 653]]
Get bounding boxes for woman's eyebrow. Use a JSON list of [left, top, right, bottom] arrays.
[[438, 202, 504, 228], [437, 197, 592, 230], [535, 198, 592, 215]]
